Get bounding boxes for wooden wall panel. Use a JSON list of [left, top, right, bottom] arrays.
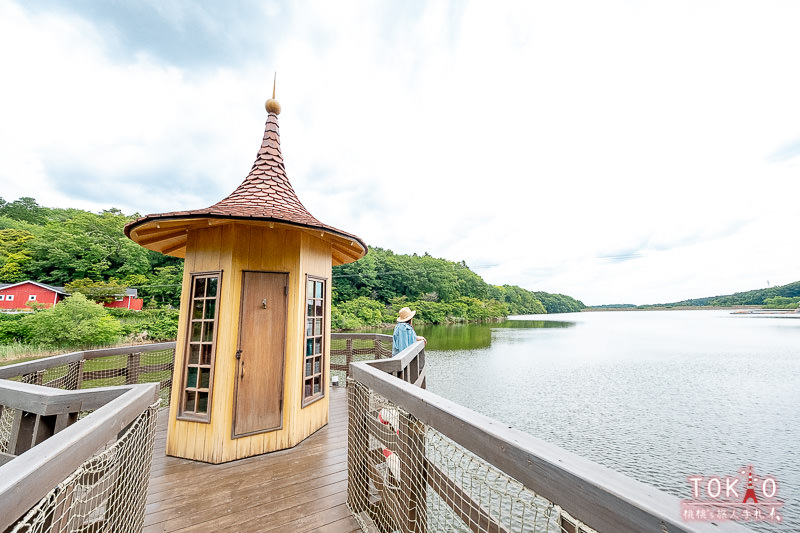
[[166, 223, 337, 463]]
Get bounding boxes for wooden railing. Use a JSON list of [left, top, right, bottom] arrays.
[[344, 335, 751, 533], [0, 381, 160, 531], [0, 342, 176, 401], [0, 343, 176, 531]]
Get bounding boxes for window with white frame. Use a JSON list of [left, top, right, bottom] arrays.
[[28, 295, 36, 301], [0, 295, 5, 300], [6, 295, 14, 301]]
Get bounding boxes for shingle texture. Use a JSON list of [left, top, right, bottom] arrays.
[[125, 112, 365, 251], [202, 113, 321, 224]]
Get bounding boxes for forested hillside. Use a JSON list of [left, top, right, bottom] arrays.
[[0, 197, 183, 307], [0, 197, 585, 347], [654, 281, 800, 309], [331, 247, 584, 328]]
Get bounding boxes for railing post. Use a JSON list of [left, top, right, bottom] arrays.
[[66, 360, 84, 390], [126, 352, 142, 385], [347, 381, 370, 517], [345, 339, 353, 379], [398, 414, 427, 533]]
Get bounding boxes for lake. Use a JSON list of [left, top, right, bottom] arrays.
[[398, 310, 799, 531]]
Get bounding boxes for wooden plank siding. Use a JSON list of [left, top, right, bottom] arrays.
[[144, 386, 360, 532]]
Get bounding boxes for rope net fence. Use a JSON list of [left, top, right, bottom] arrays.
[[9, 401, 160, 533], [331, 336, 392, 383], [1, 346, 172, 455], [347, 379, 597, 533]]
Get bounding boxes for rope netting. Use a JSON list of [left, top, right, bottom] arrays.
[[5, 349, 174, 402], [347, 379, 597, 533], [9, 401, 159, 533], [1, 348, 172, 455], [331, 336, 393, 383]]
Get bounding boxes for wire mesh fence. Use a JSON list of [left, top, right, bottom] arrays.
[[8, 401, 159, 533], [347, 379, 597, 533]]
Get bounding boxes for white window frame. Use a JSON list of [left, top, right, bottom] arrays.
[[6, 295, 14, 301], [0, 295, 4, 301], [28, 295, 36, 301]]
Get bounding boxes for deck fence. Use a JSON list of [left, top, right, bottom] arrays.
[[344, 334, 751, 533], [0, 343, 175, 532]]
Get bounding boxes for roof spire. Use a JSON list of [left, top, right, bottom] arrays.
[[265, 72, 281, 115]]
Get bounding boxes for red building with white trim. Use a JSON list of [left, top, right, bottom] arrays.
[[0, 281, 143, 311]]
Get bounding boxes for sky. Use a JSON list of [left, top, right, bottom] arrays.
[[1, 0, 798, 306]]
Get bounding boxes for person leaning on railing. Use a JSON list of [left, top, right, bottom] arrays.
[[392, 307, 426, 356]]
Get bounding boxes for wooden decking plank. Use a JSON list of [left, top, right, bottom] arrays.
[[144, 387, 361, 532]]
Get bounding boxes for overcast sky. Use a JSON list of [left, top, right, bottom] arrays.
[[1, 1, 798, 306]]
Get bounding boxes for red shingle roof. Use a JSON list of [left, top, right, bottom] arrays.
[[124, 108, 367, 263]]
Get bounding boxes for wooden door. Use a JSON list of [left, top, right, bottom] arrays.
[[233, 271, 288, 437]]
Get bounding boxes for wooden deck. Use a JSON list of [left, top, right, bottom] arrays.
[[144, 386, 360, 532]]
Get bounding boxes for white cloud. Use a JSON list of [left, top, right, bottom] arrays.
[[1, 0, 798, 305]]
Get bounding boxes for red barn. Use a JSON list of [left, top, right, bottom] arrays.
[[0, 281, 143, 311]]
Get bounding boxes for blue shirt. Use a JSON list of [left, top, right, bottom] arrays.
[[392, 322, 417, 356]]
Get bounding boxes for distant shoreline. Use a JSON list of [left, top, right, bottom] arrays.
[[583, 305, 797, 313]]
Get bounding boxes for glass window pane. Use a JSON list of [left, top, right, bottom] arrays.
[[189, 345, 200, 365], [185, 391, 196, 411], [191, 322, 202, 341], [314, 300, 322, 317], [315, 281, 323, 298], [304, 381, 312, 398], [203, 321, 214, 342], [206, 277, 218, 297], [314, 357, 321, 374], [307, 280, 314, 296], [315, 318, 323, 336], [194, 278, 206, 298], [307, 299, 314, 317], [197, 392, 209, 413], [204, 300, 216, 320], [199, 369, 209, 388], [201, 344, 212, 365], [305, 359, 312, 377], [306, 338, 313, 357], [314, 337, 322, 355], [313, 378, 321, 394], [187, 367, 198, 388], [192, 300, 204, 319], [306, 319, 313, 337]]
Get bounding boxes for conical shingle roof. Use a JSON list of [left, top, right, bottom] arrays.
[[125, 102, 367, 264]]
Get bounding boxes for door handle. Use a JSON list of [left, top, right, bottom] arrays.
[[262, 298, 267, 309]]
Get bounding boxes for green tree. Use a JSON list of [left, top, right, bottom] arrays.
[[0, 197, 47, 225], [65, 278, 130, 303], [24, 293, 122, 347], [28, 210, 151, 284]]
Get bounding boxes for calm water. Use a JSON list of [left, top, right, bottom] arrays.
[[405, 311, 799, 531]]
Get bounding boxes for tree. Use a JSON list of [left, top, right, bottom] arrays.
[[28, 210, 151, 284], [0, 197, 47, 225], [24, 293, 122, 347], [65, 278, 130, 303]]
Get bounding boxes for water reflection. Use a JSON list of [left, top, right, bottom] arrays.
[[376, 319, 575, 352]]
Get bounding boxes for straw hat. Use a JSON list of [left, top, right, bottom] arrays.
[[396, 307, 416, 322]]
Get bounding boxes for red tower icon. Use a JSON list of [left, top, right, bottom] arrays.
[[741, 465, 758, 504]]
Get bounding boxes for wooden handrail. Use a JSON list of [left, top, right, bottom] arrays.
[[349, 362, 751, 533], [0, 342, 176, 380], [0, 382, 160, 532]]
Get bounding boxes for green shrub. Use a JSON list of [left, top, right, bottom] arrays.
[[25, 293, 122, 347], [0, 313, 33, 344]]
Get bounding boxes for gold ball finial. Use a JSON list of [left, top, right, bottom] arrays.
[[265, 72, 281, 115], [265, 98, 281, 115]]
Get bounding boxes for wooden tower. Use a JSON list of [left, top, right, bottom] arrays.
[[124, 92, 367, 463]]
